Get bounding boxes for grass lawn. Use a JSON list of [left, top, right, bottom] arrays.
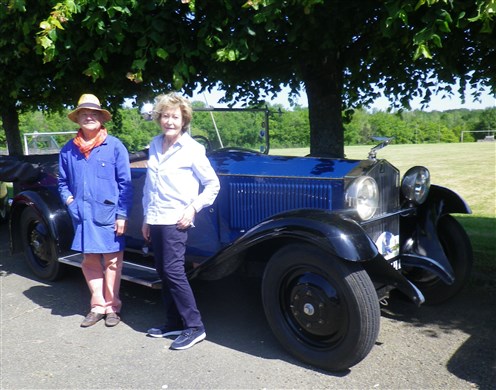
[[272, 143, 496, 280]]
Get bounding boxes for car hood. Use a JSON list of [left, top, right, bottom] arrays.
[[209, 151, 365, 179]]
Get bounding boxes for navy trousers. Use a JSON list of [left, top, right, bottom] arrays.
[[150, 225, 203, 329]]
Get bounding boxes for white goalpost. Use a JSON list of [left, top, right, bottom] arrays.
[[460, 129, 496, 142]]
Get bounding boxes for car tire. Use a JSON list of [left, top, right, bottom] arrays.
[[261, 243, 380, 372], [406, 215, 473, 305], [20, 206, 64, 281]]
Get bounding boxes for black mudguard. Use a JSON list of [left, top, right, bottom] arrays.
[[209, 208, 380, 264], [363, 255, 425, 306], [400, 184, 472, 284], [10, 189, 73, 254], [194, 208, 425, 304]]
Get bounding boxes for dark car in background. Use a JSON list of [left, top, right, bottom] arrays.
[[0, 108, 473, 371]]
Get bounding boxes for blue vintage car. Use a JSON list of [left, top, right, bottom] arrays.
[[1, 108, 473, 372]]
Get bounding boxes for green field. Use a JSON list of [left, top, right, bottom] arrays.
[[272, 142, 496, 279]]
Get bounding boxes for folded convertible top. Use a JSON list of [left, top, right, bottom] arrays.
[[0, 154, 58, 183]]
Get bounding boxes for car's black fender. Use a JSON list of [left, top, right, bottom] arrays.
[[194, 208, 379, 281], [426, 184, 472, 215], [192, 208, 378, 282], [225, 208, 380, 260], [10, 189, 73, 255], [400, 184, 471, 285], [193, 208, 425, 304]]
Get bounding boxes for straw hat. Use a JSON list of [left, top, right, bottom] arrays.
[[68, 94, 112, 123]]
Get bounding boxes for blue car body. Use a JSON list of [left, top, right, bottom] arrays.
[[0, 110, 473, 372]]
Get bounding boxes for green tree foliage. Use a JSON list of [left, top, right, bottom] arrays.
[[11, 107, 496, 153], [192, 106, 269, 150], [0, 121, 6, 153], [477, 108, 496, 130], [32, 0, 496, 160], [113, 108, 158, 152], [0, 0, 61, 155], [0, 1, 163, 155], [19, 111, 74, 134], [269, 106, 310, 149]]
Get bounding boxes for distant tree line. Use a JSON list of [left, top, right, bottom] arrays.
[[1, 103, 495, 154]]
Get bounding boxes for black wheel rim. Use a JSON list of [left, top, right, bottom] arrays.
[[26, 219, 53, 269], [280, 266, 348, 349]]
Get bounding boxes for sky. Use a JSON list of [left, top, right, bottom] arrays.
[[193, 85, 496, 112]]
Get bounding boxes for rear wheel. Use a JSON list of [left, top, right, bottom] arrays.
[[261, 243, 380, 372], [405, 215, 473, 304], [20, 207, 64, 281]]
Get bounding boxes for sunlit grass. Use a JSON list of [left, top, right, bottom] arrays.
[[272, 143, 496, 276]]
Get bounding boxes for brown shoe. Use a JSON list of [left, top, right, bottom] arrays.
[[105, 312, 120, 327], [80, 312, 104, 327]]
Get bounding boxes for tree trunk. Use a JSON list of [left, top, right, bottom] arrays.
[[1, 103, 24, 156], [302, 56, 344, 158]]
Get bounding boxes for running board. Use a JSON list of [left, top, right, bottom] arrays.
[[58, 252, 162, 289]]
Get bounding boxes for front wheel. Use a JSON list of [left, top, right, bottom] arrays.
[[261, 243, 380, 372], [404, 215, 473, 305], [20, 207, 64, 281]]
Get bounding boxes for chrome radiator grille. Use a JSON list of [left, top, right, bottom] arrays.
[[359, 160, 401, 243], [367, 160, 400, 216]]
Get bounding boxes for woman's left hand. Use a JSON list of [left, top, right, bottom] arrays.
[[177, 205, 196, 230]]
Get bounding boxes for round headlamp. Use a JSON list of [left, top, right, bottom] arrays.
[[401, 166, 430, 205], [346, 176, 379, 220]]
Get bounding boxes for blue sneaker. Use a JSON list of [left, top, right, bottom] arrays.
[[170, 327, 206, 350], [147, 325, 183, 338]]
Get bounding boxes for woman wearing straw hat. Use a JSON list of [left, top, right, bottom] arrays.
[[58, 94, 133, 328]]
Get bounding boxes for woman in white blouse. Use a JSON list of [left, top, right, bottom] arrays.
[[142, 92, 220, 350]]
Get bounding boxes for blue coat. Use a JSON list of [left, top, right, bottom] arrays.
[[58, 135, 133, 253]]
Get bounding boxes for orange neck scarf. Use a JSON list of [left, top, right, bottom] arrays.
[[73, 127, 108, 159]]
